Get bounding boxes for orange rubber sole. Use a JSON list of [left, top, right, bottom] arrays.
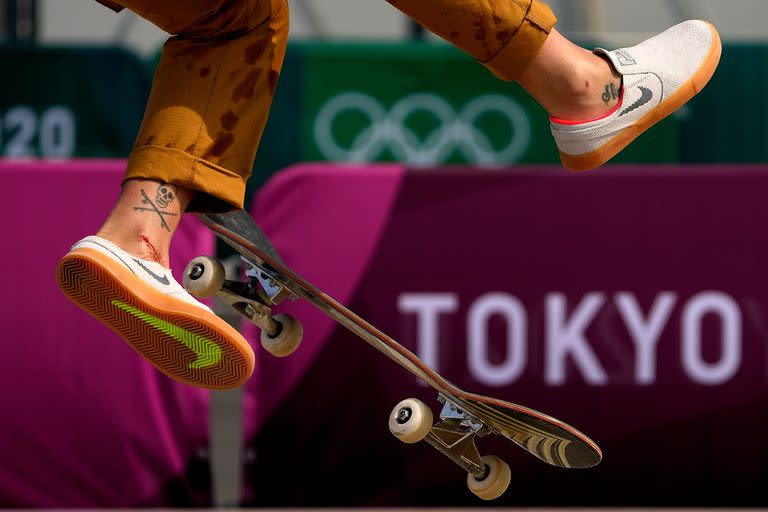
[[55, 248, 255, 390], [561, 21, 723, 171]]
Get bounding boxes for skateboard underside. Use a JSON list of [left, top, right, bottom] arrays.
[[190, 210, 601, 498]]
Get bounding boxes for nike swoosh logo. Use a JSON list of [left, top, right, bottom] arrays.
[[619, 86, 653, 117], [112, 300, 222, 369], [133, 259, 170, 286]]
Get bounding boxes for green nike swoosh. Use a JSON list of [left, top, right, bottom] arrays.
[[112, 300, 222, 369]]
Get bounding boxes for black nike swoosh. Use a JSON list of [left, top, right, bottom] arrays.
[[619, 86, 653, 117], [133, 259, 171, 286]]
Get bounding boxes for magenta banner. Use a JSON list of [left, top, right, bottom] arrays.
[[242, 164, 406, 437], [245, 164, 768, 506], [0, 160, 214, 507]]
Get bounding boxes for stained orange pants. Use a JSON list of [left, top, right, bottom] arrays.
[[102, 0, 556, 212]]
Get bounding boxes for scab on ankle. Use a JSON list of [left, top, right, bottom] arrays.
[[140, 235, 163, 264]]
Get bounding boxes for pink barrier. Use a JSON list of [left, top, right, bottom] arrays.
[[0, 160, 214, 506]]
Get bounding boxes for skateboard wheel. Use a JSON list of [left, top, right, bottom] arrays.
[[260, 313, 303, 357], [183, 256, 225, 298], [467, 455, 511, 501], [388, 398, 433, 444]]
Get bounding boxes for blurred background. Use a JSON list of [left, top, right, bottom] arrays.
[[3, 0, 768, 509]]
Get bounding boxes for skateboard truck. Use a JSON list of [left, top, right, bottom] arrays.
[[217, 278, 280, 336], [243, 259, 292, 305], [182, 255, 304, 357], [424, 396, 490, 476], [388, 395, 511, 500]]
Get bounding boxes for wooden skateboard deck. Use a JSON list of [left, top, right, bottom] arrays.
[[188, 210, 601, 498]]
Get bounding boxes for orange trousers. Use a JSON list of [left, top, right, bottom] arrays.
[[101, 0, 556, 212]]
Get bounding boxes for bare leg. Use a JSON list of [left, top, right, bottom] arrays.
[[96, 179, 195, 268], [518, 29, 622, 121], [385, 1, 620, 122]]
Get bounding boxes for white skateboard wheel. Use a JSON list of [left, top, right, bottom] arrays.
[[260, 313, 303, 357], [467, 455, 511, 500], [388, 398, 433, 444], [183, 256, 225, 298]]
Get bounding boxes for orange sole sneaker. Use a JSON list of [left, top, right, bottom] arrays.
[[56, 247, 255, 390], [553, 20, 722, 171]]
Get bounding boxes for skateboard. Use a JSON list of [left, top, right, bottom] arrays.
[[183, 210, 602, 500]]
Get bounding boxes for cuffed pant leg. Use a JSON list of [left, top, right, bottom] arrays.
[[387, 0, 556, 81], [108, 0, 289, 212]]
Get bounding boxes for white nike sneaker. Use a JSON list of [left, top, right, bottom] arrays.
[[551, 20, 722, 171], [56, 236, 254, 389]]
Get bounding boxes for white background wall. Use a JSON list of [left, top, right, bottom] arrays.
[[39, 0, 768, 57]]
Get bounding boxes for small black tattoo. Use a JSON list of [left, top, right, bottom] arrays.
[[133, 188, 178, 232], [155, 183, 176, 208], [602, 83, 620, 105]]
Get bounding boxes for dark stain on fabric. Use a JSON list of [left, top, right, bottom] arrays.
[[497, 29, 511, 42], [245, 40, 267, 65], [200, 65, 211, 78], [232, 69, 262, 103], [472, 15, 489, 43], [449, 31, 460, 39], [221, 110, 240, 131], [203, 133, 235, 159]]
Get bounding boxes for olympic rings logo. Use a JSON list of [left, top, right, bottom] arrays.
[[313, 92, 531, 166]]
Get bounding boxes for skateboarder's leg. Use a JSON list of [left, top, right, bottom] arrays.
[[386, 1, 621, 116], [98, 0, 289, 266], [57, 0, 289, 389], [387, 0, 721, 170]]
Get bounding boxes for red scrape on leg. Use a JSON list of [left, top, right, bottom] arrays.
[[140, 236, 163, 263]]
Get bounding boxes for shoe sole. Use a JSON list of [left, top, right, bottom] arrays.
[[55, 248, 254, 390], [560, 21, 722, 171]]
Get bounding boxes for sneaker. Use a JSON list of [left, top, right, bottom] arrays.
[[55, 236, 254, 389], [551, 20, 722, 171]]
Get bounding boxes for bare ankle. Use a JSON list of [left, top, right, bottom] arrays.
[[550, 51, 622, 120], [138, 235, 165, 263], [518, 29, 622, 121], [96, 178, 197, 267], [567, 52, 616, 96], [96, 230, 171, 266]]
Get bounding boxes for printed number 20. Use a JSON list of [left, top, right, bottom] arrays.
[[1, 106, 76, 158]]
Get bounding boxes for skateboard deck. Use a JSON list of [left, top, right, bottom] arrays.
[[189, 210, 601, 497]]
